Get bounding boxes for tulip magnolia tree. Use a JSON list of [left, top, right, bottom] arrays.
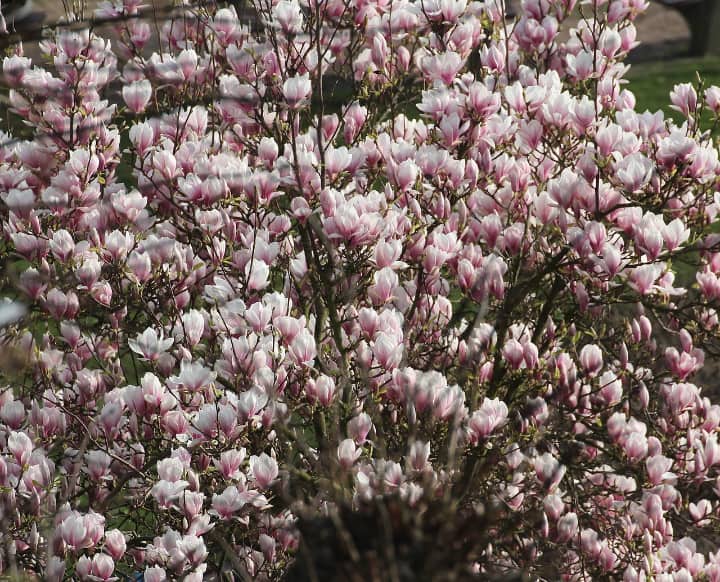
[[3, 0, 720, 578]]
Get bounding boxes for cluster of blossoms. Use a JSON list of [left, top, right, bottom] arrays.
[[2, 0, 720, 578]]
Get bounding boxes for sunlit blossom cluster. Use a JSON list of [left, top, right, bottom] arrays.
[[2, 0, 720, 578]]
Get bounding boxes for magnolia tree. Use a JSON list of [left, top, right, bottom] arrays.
[[2, 0, 720, 578]]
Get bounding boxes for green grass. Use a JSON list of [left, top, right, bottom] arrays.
[[628, 56, 720, 125]]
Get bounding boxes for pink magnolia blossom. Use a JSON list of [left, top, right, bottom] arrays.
[[8, 431, 33, 466], [289, 329, 317, 366], [670, 83, 698, 117], [337, 438, 362, 470], [211, 486, 246, 519], [282, 74, 312, 109], [557, 512, 578, 542], [468, 398, 508, 444], [215, 449, 247, 480], [579, 344, 603, 377], [348, 413, 373, 445], [122, 80, 152, 113], [104, 530, 126, 561], [128, 328, 174, 361], [144, 567, 167, 582], [249, 453, 278, 488], [4, 2, 720, 580]]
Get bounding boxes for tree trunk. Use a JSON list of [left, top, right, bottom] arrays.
[[678, 0, 720, 56]]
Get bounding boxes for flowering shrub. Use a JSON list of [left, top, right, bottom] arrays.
[[3, 0, 720, 578]]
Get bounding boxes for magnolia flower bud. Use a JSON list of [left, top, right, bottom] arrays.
[[122, 80, 152, 113], [249, 453, 278, 488], [337, 438, 361, 470], [348, 413, 372, 445], [282, 74, 311, 109], [557, 512, 578, 542], [144, 567, 168, 582], [104, 529, 126, 560]]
